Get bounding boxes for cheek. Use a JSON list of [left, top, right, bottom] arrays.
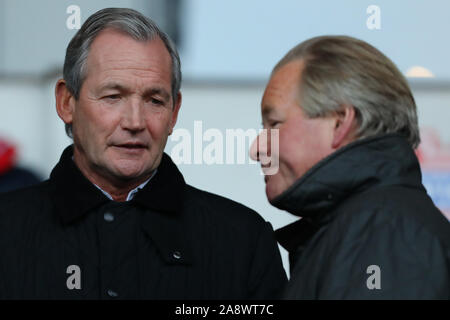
[[281, 123, 334, 178], [144, 111, 172, 138], [276, 122, 321, 180], [74, 106, 120, 154], [277, 129, 303, 169], [75, 102, 118, 137]]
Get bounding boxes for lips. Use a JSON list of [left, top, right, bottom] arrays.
[[113, 142, 148, 149], [261, 163, 273, 177]]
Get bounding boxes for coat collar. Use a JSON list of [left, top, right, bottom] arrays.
[[49, 145, 191, 264], [50, 145, 186, 224], [272, 134, 423, 218], [274, 134, 425, 251]]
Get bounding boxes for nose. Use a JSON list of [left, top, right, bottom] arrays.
[[250, 129, 270, 162], [249, 135, 260, 162], [121, 98, 145, 132]]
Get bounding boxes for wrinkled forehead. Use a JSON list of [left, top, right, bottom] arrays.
[[85, 29, 172, 79], [261, 60, 305, 113]]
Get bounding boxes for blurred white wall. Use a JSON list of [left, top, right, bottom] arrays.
[[180, 0, 450, 81], [0, 0, 161, 75]]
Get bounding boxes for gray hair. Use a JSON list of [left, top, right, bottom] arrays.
[[63, 7, 182, 138], [274, 35, 420, 148]]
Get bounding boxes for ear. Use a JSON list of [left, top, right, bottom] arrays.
[[55, 79, 76, 125], [169, 92, 182, 135], [331, 105, 356, 149]]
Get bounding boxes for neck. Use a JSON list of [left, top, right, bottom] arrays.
[[73, 147, 152, 202], [96, 184, 139, 202]]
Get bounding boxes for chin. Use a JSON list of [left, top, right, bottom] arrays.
[[265, 182, 283, 203], [110, 171, 141, 182], [265, 172, 295, 202], [110, 162, 146, 179]]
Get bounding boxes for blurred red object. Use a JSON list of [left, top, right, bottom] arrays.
[[0, 139, 17, 175], [416, 128, 450, 170]]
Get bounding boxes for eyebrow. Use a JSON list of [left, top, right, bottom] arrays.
[[98, 82, 128, 93], [144, 88, 170, 102], [99, 82, 171, 101]]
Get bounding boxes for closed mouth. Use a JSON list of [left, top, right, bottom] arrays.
[[114, 143, 147, 149], [261, 163, 273, 177]]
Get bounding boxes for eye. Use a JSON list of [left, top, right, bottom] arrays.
[[104, 94, 121, 101], [150, 98, 164, 105], [268, 120, 281, 128]]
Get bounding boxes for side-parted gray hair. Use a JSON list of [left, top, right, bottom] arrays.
[[63, 7, 182, 138], [274, 35, 420, 149]]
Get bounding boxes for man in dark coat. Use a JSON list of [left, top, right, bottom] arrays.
[[0, 8, 286, 299], [250, 35, 450, 299]]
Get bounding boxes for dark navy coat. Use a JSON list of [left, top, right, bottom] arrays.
[[276, 134, 450, 299]]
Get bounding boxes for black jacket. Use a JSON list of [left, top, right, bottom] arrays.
[[0, 146, 287, 299], [275, 134, 450, 299]]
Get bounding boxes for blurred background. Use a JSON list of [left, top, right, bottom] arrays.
[[1, 0, 449, 274]]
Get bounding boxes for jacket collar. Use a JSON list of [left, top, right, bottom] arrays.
[[272, 134, 423, 218], [50, 145, 186, 223], [49, 145, 191, 264], [274, 134, 425, 251], [49, 145, 109, 224]]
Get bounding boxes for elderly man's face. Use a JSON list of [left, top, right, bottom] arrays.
[[250, 60, 336, 201], [68, 30, 180, 185]]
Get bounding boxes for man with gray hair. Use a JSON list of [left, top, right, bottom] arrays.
[[0, 8, 287, 299], [250, 35, 450, 299]]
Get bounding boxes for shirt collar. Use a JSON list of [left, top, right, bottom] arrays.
[[93, 170, 157, 201]]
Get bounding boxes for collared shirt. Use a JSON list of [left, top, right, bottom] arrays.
[[93, 169, 157, 201]]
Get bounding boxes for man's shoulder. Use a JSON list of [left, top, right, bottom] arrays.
[[334, 184, 450, 246], [183, 184, 267, 226], [309, 185, 450, 299]]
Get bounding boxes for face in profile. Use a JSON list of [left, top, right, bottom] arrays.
[[250, 60, 336, 202], [58, 29, 181, 186]]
